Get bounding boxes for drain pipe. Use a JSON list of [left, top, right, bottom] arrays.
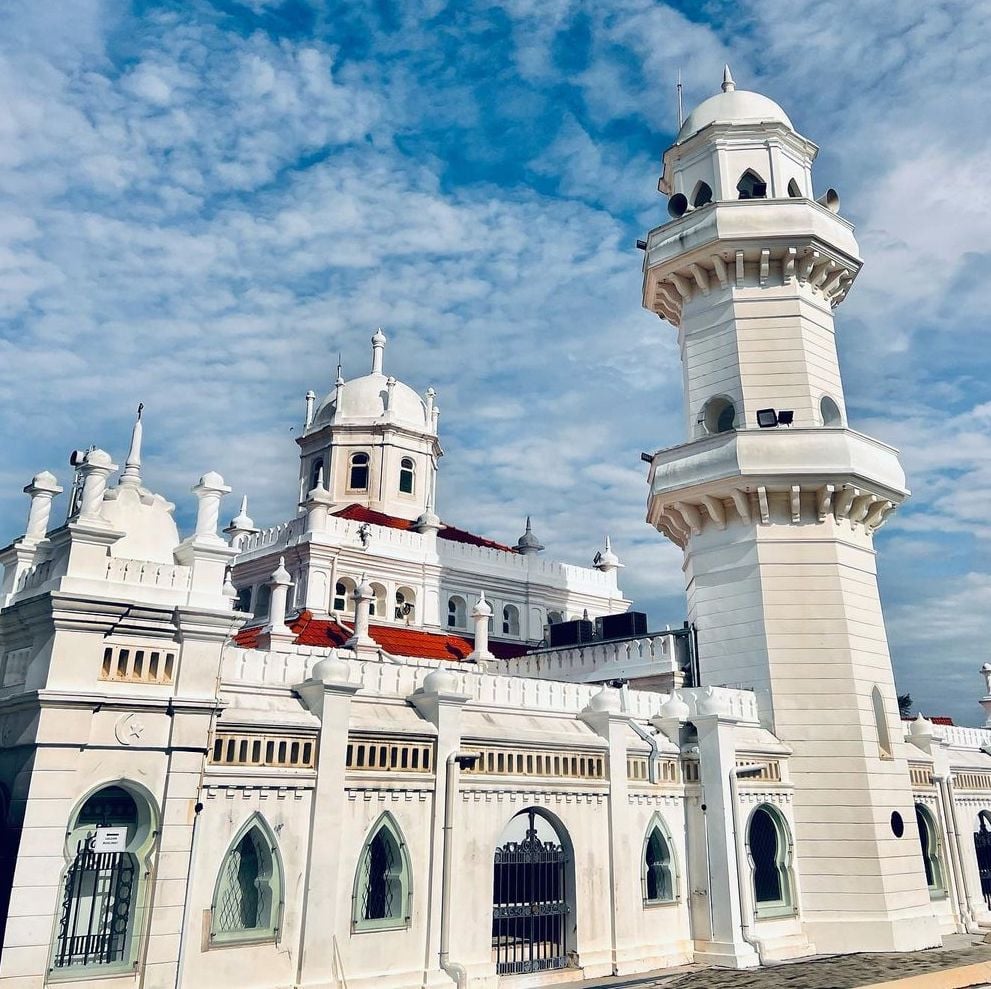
[[729, 764, 767, 965], [937, 773, 981, 932], [628, 719, 661, 783], [440, 752, 479, 989]]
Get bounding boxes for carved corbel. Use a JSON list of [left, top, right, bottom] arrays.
[[689, 263, 710, 296], [850, 493, 876, 523], [864, 499, 891, 529], [810, 258, 836, 289], [735, 250, 746, 288], [669, 272, 693, 301], [730, 488, 752, 524], [701, 494, 726, 529], [711, 254, 730, 288], [816, 484, 834, 522], [833, 485, 859, 519], [782, 247, 797, 284], [661, 509, 690, 542], [759, 249, 770, 287], [797, 250, 820, 283], [821, 268, 847, 297], [757, 486, 770, 525], [673, 501, 704, 535], [790, 485, 802, 524]]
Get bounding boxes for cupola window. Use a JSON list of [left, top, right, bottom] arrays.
[[369, 582, 387, 619], [334, 578, 356, 615], [447, 595, 467, 629], [399, 457, 415, 495], [348, 452, 370, 492], [692, 181, 713, 208], [737, 170, 767, 200], [820, 395, 842, 427], [702, 396, 736, 434], [395, 587, 416, 622], [310, 458, 325, 491], [787, 178, 802, 198], [502, 605, 520, 637]]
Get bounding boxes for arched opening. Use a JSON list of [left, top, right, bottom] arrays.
[[399, 457, 415, 495], [747, 804, 793, 918], [974, 811, 991, 909], [502, 605, 520, 637], [492, 808, 575, 973], [348, 452, 370, 492], [820, 395, 842, 427], [787, 178, 802, 198], [333, 577, 357, 615], [51, 783, 157, 973], [872, 686, 893, 759], [737, 169, 767, 200], [352, 813, 412, 931], [691, 180, 713, 208], [915, 804, 945, 899], [369, 582, 387, 619], [309, 457, 325, 492], [546, 610, 563, 626], [211, 815, 282, 943], [447, 595, 467, 629], [234, 586, 252, 613], [254, 583, 271, 619], [395, 586, 416, 622], [702, 396, 736, 434], [642, 816, 676, 904]]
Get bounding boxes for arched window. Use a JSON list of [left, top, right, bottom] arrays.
[[352, 814, 412, 931], [211, 815, 282, 943], [702, 396, 736, 434], [873, 685, 893, 759], [395, 587, 416, 622], [492, 808, 574, 972], [502, 605, 520, 637], [369, 582, 387, 619], [915, 804, 945, 899], [642, 817, 676, 904], [51, 783, 157, 972], [309, 457, 325, 491], [692, 181, 713, 208], [546, 610, 563, 626], [820, 395, 842, 427], [334, 577, 356, 615], [747, 804, 793, 917], [399, 457, 415, 495], [787, 178, 802, 197], [235, 586, 252, 613], [737, 169, 767, 200], [348, 452, 370, 492], [447, 595, 467, 629]]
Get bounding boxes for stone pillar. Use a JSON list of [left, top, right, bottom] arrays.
[[467, 593, 493, 663], [258, 557, 294, 648], [191, 471, 230, 544], [345, 575, 376, 652], [77, 448, 117, 522], [23, 471, 62, 543], [302, 472, 335, 535], [174, 472, 236, 608], [295, 655, 361, 988], [304, 389, 316, 429], [980, 664, 991, 728]]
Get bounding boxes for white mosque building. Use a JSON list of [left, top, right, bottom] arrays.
[[3, 67, 991, 989]]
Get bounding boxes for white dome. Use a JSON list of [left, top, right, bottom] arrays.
[[677, 89, 793, 144], [310, 372, 429, 433]]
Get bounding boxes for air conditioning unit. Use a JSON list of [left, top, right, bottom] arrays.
[[549, 619, 596, 648], [598, 611, 648, 641]]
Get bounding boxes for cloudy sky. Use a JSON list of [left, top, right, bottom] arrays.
[[1, 0, 989, 723]]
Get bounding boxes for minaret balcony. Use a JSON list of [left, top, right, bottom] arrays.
[[644, 426, 908, 547], [641, 198, 862, 325]]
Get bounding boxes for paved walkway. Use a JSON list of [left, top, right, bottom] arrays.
[[586, 936, 991, 989]]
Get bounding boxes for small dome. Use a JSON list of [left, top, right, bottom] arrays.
[[677, 70, 793, 144], [909, 713, 934, 738], [472, 592, 493, 619], [312, 651, 351, 685], [658, 691, 690, 722], [423, 667, 460, 694], [584, 685, 622, 714], [309, 373, 429, 434], [516, 516, 544, 555]]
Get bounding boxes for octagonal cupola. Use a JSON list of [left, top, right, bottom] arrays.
[[660, 66, 818, 212], [295, 330, 442, 522]]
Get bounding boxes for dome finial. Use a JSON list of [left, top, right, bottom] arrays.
[[120, 403, 144, 487], [336, 353, 345, 387], [722, 64, 735, 93], [371, 328, 387, 374]]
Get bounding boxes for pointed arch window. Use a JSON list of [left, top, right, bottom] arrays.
[[310, 457, 325, 491], [737, 169, 767, 200], [399, 457, 415, 495], [872, 685, 893, 759], [352, 814, 412, 931], [642, 817, 676, 904], [348, 452, 370, 492], [692, 181, 713, 208], [211, 816, 282, 944], [747, 804, 794, 917], [502, 604, 520, 637], [787, 177, 802, 198], [915, 804, 946, 899]]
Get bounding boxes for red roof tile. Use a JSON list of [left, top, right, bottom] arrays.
[[332, 504, 517, 553], [901, 714, 955, 726], [234, 610, 530, 662]]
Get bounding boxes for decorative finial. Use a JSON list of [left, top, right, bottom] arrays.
[[120, 404, 144, 486], [371, 328, 386, 375], [721, 64, 735, 93], [336, 353, 344, 387], [516, 515, 545, 556]]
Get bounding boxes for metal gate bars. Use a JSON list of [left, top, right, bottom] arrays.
[[52, 841, 135, 969], [492, 810, 569, 974]]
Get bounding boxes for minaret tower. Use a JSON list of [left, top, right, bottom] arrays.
[[642, 69, 940, 952]]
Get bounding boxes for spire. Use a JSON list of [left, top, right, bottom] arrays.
[[593, 534, 623, 572], [120, 403, 144, 487], [516, 516, 544, 556], [721, 64, 736, 93], [336, 353, 345, 387], [371, 328, 387, 374]]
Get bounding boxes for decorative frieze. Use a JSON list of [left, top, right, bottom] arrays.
[[909, 763, 934, 788], [100, 644, 175, 685], [953, 771, 991, 791], [627, 754, 679, 784], [210, 732, 316, 769], [346, 736, 434, 774], [735, 759, 782, 784], [462, 746, 605, 781]]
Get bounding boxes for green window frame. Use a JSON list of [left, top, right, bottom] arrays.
[[352, 813, 412, 932], [210, 814, 283, 945], [748, 804, 795, 919], [642, 815, 677, 905], [915, 804, 946, 900]]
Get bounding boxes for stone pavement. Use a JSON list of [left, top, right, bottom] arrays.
[[584, 936, 991, 989]]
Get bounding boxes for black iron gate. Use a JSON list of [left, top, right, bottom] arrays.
[[492, 810, 569, 975], [975, 819, 991, 909], [52, 840, 135, 969]]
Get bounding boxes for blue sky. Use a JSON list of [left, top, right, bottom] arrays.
[[2, 0, 990, 723]]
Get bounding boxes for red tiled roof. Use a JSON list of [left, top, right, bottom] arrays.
[[333, 504, 517, 553], [234, 610, 530, 662], [901, 715, 955, 726]]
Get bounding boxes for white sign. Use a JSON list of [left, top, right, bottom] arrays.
[[92, 827, 128, 853]]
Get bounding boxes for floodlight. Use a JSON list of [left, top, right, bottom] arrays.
[[756, 408, 778, 428], [777, 410, 794, 426]]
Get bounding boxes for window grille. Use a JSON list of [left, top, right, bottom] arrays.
[[643, 823, 675, 903], [953, 771, 991, 790], [346, 737, 434, 773], [910, 764, 934, 787], [211, 818, 281, 943], [352, 814, 411, 931], [210, 733, 316, 769], [682, 761, 700, 783], [627, 756, 678, 784], [99, 645, 175, 685], [461, 747, 604, 780], [734, 759, 781, 783]]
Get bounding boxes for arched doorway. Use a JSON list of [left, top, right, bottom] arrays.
[[491, 808, 573, 974], [974, 811, 991, 909]]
